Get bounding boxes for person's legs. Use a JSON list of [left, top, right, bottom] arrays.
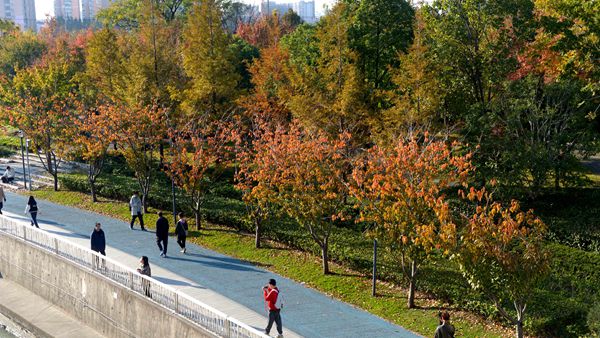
[[7, 177, 14, 183], [138, 212, 145, 230], [30, 212, 39, 228], [0, 201, 4, 215], [1, 177, 6, 183], [265, 311, 276, 334], [163, 237, 168, 255], [156, 237, 163, 253], [275, 310, 283, 335], [130, 215, 136, 229]]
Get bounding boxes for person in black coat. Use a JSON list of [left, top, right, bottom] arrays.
[[90, 222, 106, 255], [175, 212, 188, 254], [156, 212, 169, 258]]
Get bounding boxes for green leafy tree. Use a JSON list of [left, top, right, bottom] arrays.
[[349, 0, 414, 90], [181, 0, 240, 116]]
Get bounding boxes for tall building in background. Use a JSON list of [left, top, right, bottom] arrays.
[[260, 1, 316, 23], [81, 0, 112, 21], [0, 0, 36, 30], [54, 0, 81, 20]]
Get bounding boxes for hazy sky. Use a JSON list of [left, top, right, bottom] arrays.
[[35, 0, 338, 21]]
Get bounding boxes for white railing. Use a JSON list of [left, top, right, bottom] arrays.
[[0, 216, 269, 338]]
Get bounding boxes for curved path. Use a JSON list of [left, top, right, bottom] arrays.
[[1, 191, 420, 338]]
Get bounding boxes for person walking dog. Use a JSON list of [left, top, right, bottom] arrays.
[[156, 211, 169, 257], [24, 195, 39, 228], [175, 212, 188, 254], [263, 278, 284, 338], [129, 191, 145, 230]]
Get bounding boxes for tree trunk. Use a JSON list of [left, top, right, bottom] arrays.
[[53, 173, 58, 191], [90, 179, 97, 202], [255, 219, 261, 249], [159, 143, 164, 169], [407, 260, 417, 309], [321, 240, 329, 275], [515, 321, 523, 338], [195, 210, 201, 230]]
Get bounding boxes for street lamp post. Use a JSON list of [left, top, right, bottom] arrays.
[[18, 131, 26, 190], [25, 139, 31, 191]]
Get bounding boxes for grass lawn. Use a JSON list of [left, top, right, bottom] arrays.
[[25, 188, 512, 337]]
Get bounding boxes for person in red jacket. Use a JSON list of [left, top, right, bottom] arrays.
[[263, 278, 283, 338]]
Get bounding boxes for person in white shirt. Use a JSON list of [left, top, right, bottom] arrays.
[[1, 166, 15, 183], [129, 191, 145, 231]]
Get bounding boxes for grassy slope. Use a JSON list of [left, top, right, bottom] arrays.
[[26, 189, 510, 338]]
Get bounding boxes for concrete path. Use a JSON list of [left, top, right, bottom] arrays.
[[1, 192, 420, 338], [0, 279, 104, 338]]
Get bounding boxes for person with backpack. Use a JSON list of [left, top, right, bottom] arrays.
[[174, 212, 188, 254], [435, 311, 455, 338], [24, 195, 39, 228], [263, 278, 283, 338], [156, 211, 169, 258], [129, 191, 145, 231]]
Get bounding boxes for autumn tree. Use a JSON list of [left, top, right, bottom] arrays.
[[0, 31, 87, 191], [72, 106, 114, 202], [252, 122, 351, 274], [167, 119, 231, 229], [103, 103, 165, 211], [351, 137, 472, 308], [457, 187, 550, 338]]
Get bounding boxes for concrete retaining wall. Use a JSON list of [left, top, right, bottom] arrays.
[[0, 232, 217, 338]]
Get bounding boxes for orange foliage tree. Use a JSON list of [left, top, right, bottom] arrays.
[[72, 106, 113, 202], [102, 103, 166, 212], [248, 121, 351, 274], [351, 137, 472, 308], [167, 119, 232, 230], [457, 187, 550, 338]]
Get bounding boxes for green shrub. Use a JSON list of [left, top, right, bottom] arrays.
[[588, 301, 600, 337]]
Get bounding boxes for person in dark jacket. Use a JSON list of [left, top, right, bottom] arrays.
[[155, 212, 169, 257], [24, 195, 39, 228], [435, 311, 455, 338], [90, 222, 106, 255], [174, 212, 188, 254]]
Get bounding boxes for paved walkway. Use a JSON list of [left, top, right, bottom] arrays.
[[1, 192, 420, 338]]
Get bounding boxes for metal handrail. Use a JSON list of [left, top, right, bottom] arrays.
[[0, 216, 269, 338]]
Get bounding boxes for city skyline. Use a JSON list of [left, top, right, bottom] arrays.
[[35, 0, 337, 21]]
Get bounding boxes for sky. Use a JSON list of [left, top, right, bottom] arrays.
[[35, 0, 338, 21]]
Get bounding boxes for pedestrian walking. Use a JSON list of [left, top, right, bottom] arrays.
[[156, 211, 169, 258], [129, 191, 145, 230], [24, 195, 39, 228], [434, 311, 455, 338], [0, 185, 6, 215], [90, 222, 106, 255], [175, 212, 188, 254], [90, 222, 106, 270], [263, 278, 284, 338], [136, 256, 152, 297]]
